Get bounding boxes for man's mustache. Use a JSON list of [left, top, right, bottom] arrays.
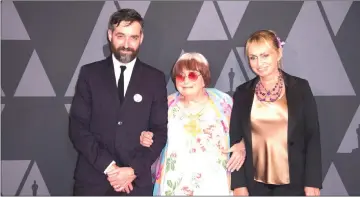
[[118, 47, 135, 52]]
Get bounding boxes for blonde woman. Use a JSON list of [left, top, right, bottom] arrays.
[[230, 30, 322, 196]]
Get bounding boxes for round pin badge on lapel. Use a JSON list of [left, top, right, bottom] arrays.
[[133, 93, 142, 103]]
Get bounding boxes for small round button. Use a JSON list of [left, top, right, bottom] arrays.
[[117, 121, 122, 125]]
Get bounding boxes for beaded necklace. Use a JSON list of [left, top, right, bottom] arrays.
[[255, 74, 284, 102]]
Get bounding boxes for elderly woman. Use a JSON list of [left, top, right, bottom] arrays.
[[230, 30, 322, 196], [140, 52, 246, 195]]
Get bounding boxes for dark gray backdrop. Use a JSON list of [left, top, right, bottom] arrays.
[[1, 0, 360, 195]]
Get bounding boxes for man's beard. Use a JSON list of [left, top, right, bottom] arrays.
[[111, 44, 139, 63]]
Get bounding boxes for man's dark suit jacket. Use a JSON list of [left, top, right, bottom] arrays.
[[69, 56, 168, 195], [230, 71, 322, 194]]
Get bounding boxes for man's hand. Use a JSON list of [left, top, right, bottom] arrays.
[[112, 175, 136, 194], [304, 187, 320, 196], [222, 141, 246, 172], [233, 187, 249, 196], [106, 166, 136, 194], [140, 131, 153, 147]]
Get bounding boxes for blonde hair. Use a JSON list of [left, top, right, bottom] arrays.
[[245, 30, 283, 68]]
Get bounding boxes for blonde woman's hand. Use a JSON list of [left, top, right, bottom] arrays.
[[304, 187, 320, 196], [233, 187, 249, 196]]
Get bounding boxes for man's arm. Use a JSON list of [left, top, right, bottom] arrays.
[[69, 66, 115, 173], [130, 72, 168, 176]]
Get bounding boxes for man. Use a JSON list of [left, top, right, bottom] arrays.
[[69, 9, 168, 196]]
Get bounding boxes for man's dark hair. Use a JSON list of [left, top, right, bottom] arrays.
[[108, 9, 144, 32]]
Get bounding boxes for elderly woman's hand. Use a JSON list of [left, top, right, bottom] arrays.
[[140, 131, 153, 147], [222, 140, 246, 172]]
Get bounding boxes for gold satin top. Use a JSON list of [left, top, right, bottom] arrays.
[[251, 93, 290, 185]]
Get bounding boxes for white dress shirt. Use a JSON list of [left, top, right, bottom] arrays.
[[112, 53, 136, 96]]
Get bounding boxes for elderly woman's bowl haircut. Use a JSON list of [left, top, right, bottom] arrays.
[[171, 52, 211, 87]]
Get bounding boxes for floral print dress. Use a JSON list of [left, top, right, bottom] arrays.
[[152, 88, 233, 196]]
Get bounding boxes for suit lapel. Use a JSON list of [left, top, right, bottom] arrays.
[[102, 56, 120, 109], [241, 78, 257, 142], [121, 59, 143, 108], [283, 71, 301, 140]]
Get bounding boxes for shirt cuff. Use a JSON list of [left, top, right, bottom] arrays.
[[104, 161, 116, 174]]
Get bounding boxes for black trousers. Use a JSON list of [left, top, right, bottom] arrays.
[[249, 181, 305, 196]]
